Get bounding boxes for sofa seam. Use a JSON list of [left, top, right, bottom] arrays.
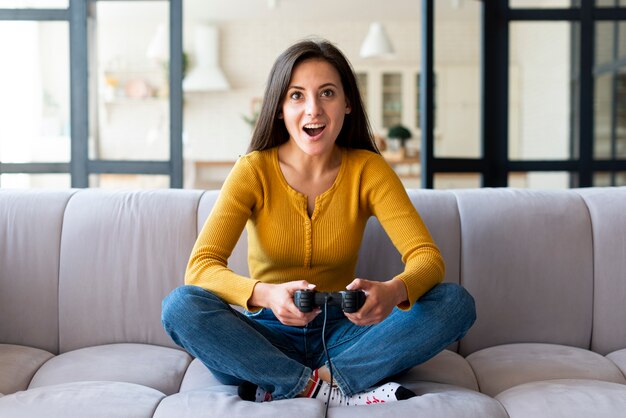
[[450, 191, 467, 350], [151, 390, 170, 417], [573, 190, 596, 353], [449, 190, 483, 395], [55, 189, 80, 357]]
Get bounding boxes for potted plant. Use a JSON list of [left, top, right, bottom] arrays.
[[387, 124, 412, 149]]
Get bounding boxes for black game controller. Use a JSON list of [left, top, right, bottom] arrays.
[[293, 289, 366, 313]]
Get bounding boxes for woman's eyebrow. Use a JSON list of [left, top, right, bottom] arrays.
[[288, 82, 339, 90]]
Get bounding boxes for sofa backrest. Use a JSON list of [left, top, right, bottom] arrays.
[[0, 190, 75, 354], [454, 189, 595, 355], [577, 188, 626, 355], [56, 189, 202, 353], [1, 187, 625, 357]]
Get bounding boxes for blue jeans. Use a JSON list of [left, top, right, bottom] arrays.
[[161, 283, 475, 400]]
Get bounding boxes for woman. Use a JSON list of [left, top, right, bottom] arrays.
[[162, 39, 476, 407]]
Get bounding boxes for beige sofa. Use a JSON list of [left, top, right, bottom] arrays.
[[1, 187, 626, 417]]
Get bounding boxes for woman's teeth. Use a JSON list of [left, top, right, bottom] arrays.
[[303, 123, 326, 136]]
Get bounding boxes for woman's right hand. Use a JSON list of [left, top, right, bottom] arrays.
[[249, 281, 321, 326]]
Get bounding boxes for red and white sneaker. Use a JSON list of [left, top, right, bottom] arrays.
[[309, 381, 416, 407]]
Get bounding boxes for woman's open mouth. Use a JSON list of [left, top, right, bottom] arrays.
[[303, 123, 326, 138]]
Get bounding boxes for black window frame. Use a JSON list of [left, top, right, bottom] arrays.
[[0, 0, 184, 188], [420, 0, 626, 188]]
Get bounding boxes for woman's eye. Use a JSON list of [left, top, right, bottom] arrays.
[[289, 91, 302, 100], [321, 89, 334, 97]]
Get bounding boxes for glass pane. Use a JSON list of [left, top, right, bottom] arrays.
[[435, 0, 481, 159], [0, 0, 67, 7], [620, 22, 626, 59], [508, 172, 572, 189], [434, 173, 481, 190], [595, 70, 626, 159], [0, 21, 70, 164], [91, 1, 169, 161], [510, 0, 575, 7], [617, 71, 626, 158], [509, 22, 577, 161], [594, 172, 626, 186], [595, 22, 615, 67], [595, 0, 618, 6], [594, 73, 613, 159], [0, 174, 70, 189], [593, 172, 612, 186], [89, 174, 169, 189]]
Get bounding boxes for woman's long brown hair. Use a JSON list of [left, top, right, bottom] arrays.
[[247, 39, 379, 154]]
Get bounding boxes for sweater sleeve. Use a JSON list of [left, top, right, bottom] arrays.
[[362, 154, 445, 309], [184, 156, 261, 310]]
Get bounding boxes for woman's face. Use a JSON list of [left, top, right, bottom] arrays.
[[280, 58, 351, 157]]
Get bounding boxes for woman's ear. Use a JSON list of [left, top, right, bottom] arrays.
[[277, 111, 284, 119], [345, 101, 352, 114]]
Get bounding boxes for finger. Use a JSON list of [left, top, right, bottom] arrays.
[[287, 280, 316, 292], [347, 278, 373, 292], [344, 296, 378, 325], [282, 308, 319, 326], [346, 278, 362, 290], [344, 312, 373, 326]]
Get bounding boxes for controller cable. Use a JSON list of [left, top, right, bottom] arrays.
[[321, 297, 333, 418]]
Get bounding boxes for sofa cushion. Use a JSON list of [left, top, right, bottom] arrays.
[[606, 349, 626, 379], [454, 189, 594, 355], [0, 381, 164, 418], [466, 343, 626, 397], [576, 187, 626, 355], [0, 190, 75, 354], [496, 379, 626, 418], [153, 386, 326, 418], [331, 382, 508, 418], [395, 349, 479, 391], [178, 358, 222, 392], [57, 189, 202, 352], [0, 344, 54, 395], [28, 343, 192, 396], [155, 383, 507, 418]]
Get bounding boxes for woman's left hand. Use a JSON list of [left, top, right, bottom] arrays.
[[343, 278, 408, 326]]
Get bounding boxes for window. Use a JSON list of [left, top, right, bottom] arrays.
[[3, 0, 625, 190], [0, 0, 183, 189], [442, 0, 626, 188]]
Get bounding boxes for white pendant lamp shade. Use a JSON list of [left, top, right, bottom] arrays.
[[183, 25, 230, 92], [146, 24, 168, 62], [360, 22, 395, 59]]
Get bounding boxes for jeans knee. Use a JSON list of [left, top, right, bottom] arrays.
[[162, 286, 189, 329], [161, 285, 221, 329], [436, 283, 477, 327]]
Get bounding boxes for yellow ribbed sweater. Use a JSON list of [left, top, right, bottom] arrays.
[[185, 147, 444, 311]]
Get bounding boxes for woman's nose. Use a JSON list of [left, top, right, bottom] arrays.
[[305, 97, 322, 116]]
